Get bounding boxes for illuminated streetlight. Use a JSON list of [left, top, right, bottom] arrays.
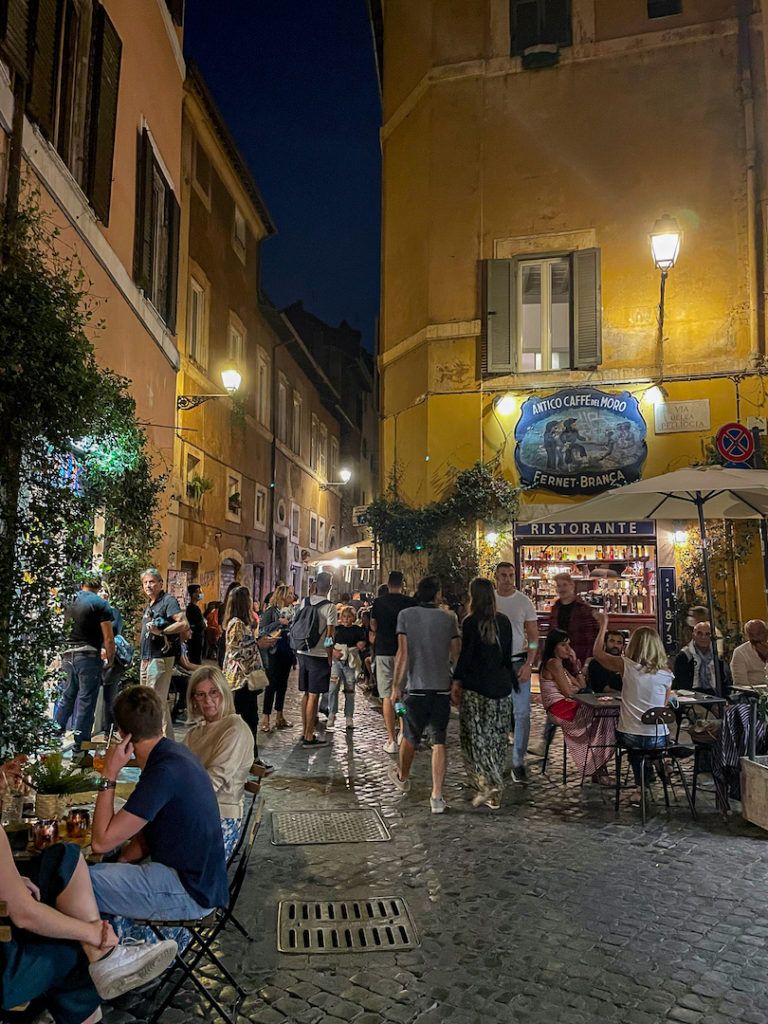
[[339, 467, 352, 483], [650, 213, 682, 353], [494, 394, 516, 416], [485, 531, 500, 546], [220, 365, 242, 393], [177, 365, 242, 411]]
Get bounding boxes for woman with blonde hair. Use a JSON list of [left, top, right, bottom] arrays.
[[258, 584, 296, 732], [184, 666, 253, 857], [591, 612, 673, 785]]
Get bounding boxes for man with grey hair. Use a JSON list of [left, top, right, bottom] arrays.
[[140, 569, 185, 735], [292, 571, 337, 747], [731, 619, 768, 689]]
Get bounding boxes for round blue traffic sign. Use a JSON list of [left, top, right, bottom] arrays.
[[715, 422, 754, 464]]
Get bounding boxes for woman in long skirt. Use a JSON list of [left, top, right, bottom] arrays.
[[539, 628, 615, 783], [452, 577, 516, 809]]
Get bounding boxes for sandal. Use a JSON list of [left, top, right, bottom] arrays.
[[259, 715, 272, 733], [274, 716, 293, 729]]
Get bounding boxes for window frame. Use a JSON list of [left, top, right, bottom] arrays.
[[256, 346, 270, 426], [225, 470, 242, 524], [277, 374, 289, 443], [290, 501, 300, 544], [191, 135, 211, 209], [227, 311, 245, 369], [517, 254, 571, 373], [510, 0, 572, 57], [309, 511, 318, 550], [232, 204, 247, 263], [318, 517, 326, 552], [330, 437, 339, 484], [292, 390, 303, 454], [318, 423, 328, 480], [310, 414, 319, 471], [183, 445, 204, 503], [254, 483, 268, 532], [134, 127, 180, 330], [186, 270, 209, 368]]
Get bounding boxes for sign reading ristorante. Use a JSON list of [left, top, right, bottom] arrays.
[[515, 520, 656, 538], [514, 387, 647, 495]]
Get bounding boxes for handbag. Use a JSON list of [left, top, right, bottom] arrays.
[[246, 667, 269, 692]]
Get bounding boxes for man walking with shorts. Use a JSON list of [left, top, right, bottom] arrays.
[[294, 571, 336, 747], [370, 571, 414, 753], [389, 576, 461, 813]]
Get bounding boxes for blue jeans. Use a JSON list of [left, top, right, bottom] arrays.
[[54, 653, 103, 750], [510, 680, 531, 769], [617, 730, 667, 785], [89, 861, 213, 922], [322, 663, 356, 718]]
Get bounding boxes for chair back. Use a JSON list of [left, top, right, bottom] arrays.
[[226, 798, 261, 912], [227, 792, 256, 868], [641, 705, 675, 745]]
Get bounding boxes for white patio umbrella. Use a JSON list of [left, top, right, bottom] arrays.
[[531, 465, 768, 693]]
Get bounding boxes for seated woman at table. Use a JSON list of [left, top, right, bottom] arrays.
[[591, 611, 673, 785], [539, 628, 615, 784], [0, 825, 176, 1022], [184, 665, 254, 859]]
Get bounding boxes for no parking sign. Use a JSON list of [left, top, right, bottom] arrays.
[[715, 422, 755, 465]]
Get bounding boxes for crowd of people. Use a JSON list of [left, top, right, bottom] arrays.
[[4, 558, 768, 1023]]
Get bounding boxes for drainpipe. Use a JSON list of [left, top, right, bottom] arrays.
[[738, 0, 761, 362]]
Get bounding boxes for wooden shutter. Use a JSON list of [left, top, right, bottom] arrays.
[[483, 258, 517, 374], [0, 0, 32, 76], [510, 0, 540, 55], [165, 188, 180, 331], [572, 248, 601, 368], [545, 0, 572, 46], [133, 128, 154, 291], [85, 4, 121, 224], [27, 0, 59, 137]]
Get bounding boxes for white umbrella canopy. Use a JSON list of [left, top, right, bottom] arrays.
[[531, 466, 768, 523]]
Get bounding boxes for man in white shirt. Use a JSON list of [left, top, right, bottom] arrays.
[[494, 562, 539, 783], [294, 572, 337, 747], [730, 619, 768, 689]]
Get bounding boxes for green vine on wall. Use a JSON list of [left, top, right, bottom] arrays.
[[0, 197, 164, 753]]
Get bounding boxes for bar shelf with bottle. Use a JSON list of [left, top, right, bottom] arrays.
[[517, 540, 657, 634]]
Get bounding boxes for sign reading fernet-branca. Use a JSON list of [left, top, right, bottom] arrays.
[[514, 387, 647, 496]]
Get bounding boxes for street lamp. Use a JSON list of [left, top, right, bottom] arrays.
[[649, 213, 682, 350], [177, 365, 242, 410], [320, 467, 352, 491], [494, 394, 516, 416]]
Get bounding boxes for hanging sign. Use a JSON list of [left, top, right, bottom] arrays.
[[715, 422, 754, 465], [514, 387, 647, 495], [516, 520, 656, 539]]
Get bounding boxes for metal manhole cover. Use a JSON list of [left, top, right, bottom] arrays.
[[271, 809, 390, 845], [277, 896, 418, 953]]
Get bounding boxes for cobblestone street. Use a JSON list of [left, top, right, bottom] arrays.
[[109, 681, 768, 1024]]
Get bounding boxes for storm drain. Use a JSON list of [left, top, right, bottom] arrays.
[[277, 896, 418, 953], [271, 808, 390, 846]]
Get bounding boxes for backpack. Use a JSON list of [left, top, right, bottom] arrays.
[[289, 598, 331, 653], [114, 633, 134, 668]]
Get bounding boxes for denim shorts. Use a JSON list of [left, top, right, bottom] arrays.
[[403, 690, 452, 745], [89, 861, 213, 922]]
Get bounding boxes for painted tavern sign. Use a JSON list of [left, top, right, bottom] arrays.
[[514, 387, 647, 495]]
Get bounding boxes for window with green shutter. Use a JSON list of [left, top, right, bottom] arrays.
[[482, 249, 601, 374], [133, 127, 180, 331], [0, 0, 32, 77], [84, 4, 121, 224]]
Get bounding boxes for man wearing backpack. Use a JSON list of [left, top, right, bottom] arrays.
[[291, 571, 336, 747]]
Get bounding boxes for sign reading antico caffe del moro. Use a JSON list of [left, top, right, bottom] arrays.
[[514, 387, 647, 496]]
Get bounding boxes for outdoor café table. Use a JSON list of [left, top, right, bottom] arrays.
[[669, 690, 727, 741], [572, 692, 621, 785]]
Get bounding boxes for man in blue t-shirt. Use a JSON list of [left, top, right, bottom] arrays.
[[89, 687, 228, 922]]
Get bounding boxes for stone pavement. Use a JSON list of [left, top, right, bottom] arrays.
[[107, 680, 768, 1024]]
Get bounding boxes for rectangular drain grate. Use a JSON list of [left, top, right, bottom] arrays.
[[271, 808, 390, 846], [277, 896, 418, 953]]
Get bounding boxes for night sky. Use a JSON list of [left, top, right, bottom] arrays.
[[184, 0, 381, 350]]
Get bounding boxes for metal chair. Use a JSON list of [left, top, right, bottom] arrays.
[[541, 717, 567, 784], [136, 797, 262, 1024], [615, 706, 696, 827]]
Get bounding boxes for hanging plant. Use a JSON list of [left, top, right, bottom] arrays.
[[187, 473, 214, 508]]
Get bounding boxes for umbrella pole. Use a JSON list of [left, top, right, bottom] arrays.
[[695, 493, 723, 696]]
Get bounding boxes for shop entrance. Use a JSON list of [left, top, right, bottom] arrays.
[[515, 521, 658, 636]]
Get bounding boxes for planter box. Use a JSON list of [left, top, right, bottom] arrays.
[[741, 756, 768, 830]]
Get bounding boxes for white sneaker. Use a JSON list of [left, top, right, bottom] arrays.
[[388, 763, 411, 792], [384, 739, 398, 754], [430, 796, 447, 814], [326, 713, 336, 729], [345, 717, 354, 729], [89, 939, 177, 1001]]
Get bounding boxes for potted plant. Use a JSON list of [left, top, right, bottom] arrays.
[[228, 490, 242, 514], [186, 474, 213, 509], [28, 752, 101, 819]]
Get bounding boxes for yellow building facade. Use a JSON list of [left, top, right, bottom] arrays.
[[377, 0, 768, 630]]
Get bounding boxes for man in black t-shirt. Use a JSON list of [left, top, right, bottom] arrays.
[[185, 584, 206, 664], [586, 630, 625, 693], [371, 571, 414, 754], [54, 577, 115, 752], [140, 569, 185, 735]]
